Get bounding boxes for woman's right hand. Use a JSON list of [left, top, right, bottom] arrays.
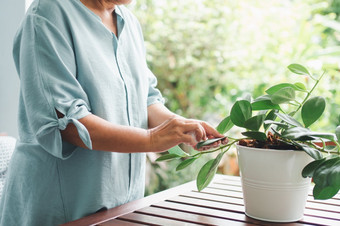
[[148, 117, 206, 152], [148, 116, 226, 153]]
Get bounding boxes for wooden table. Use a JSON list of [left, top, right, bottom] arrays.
[[63, 175, 340, 226]]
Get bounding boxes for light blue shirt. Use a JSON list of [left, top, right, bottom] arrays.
[[0, 0, 164, 225]]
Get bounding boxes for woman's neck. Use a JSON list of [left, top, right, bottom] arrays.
[[80, 0, 118, 35], [80, 0, 116, 17]]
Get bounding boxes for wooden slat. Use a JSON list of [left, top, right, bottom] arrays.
[[118, 212, 200, 226], [298, 215, 340, 225], [170, 193, 340, 224], [98, 219, 144, 226], [135, 206, 253, 226], [305, 200, 340, 213], [181, 191, 245, 205], [61, 180, 196, 226], [63, 175, 340, 226], [306, 196, 340, 206], [167, 195, 245, 213], [208, 183, 243, 191], [198, 187, 244, 199], [304, 208, 340, 221], [152, 200, 305, 226]]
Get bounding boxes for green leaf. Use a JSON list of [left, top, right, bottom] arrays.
[[264, 110, 277, 131], [329, 158, 340, 187], [156, 153, 181, 162], [336, 126, 340, 141], [288, 64, 311, 76], [299, 144, 323, 160], [271, 87, 296, 104], [230, 100, 252, 127], [302, 158, 327, 178], [313, 156, 340, 187], [263, 120, 289, 129], [275, 113, 303, 127], [281, 127, 313, 141], [266, 83, 304, 95], [197, 152, 223, 191], [301, 96, 326, 128], [241, 131, 267, 141], [168, 145, 188, 157], [196, 137, 226, 149], [252, 95, 281, 111], [251, 100, 281, 111], [281, 127, 334, 141], [313, 184, 340, 200], [307, 132, 335, 141], [244, 114, 266, 131], [176, 158, 197, 171], [294, 82, 307, 91], [216, 116, 234, 134]]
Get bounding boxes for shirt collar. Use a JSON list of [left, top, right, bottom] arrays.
[[115, 6, 124, 21]]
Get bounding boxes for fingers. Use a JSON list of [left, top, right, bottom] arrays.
[[200, 121, 224, 138], [183, 123, 207, 142]]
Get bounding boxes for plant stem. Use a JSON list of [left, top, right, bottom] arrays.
[[291, 71, 325, 117]]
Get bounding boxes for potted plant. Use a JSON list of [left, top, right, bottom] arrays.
[[156, 64, 340, 222]]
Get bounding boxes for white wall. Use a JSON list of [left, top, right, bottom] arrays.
[[0, 0, 25, 137]]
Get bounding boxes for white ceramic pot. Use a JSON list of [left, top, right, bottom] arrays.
[[236, 144, 313, 222]]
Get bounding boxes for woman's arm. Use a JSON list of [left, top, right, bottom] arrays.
[[58, 109, 210, 153], [59, 103, 226, 153]]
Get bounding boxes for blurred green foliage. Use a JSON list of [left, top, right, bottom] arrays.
[[129, 0, 340, 195]]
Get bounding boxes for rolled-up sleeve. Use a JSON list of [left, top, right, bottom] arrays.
[[146, 68, 165, 107], [13, 14, 92, 159]]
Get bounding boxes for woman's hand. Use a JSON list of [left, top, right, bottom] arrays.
[[196, 120, 229, 151], [148, 116, 228, 153]]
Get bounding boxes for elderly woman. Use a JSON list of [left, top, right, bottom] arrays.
[[0, 0, 226, 225]]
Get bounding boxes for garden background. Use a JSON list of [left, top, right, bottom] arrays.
[[128, 0, 340, 195]]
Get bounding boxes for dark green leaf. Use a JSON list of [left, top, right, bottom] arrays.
[[176, 158, 197, 171], [252, 95, 281, 111], [313, 156, 340, 187], [288, 63, 311, 76], [336, 126, 340, 141], [241, 131, 267, 141], [216, 116, 234, 134], [313, 184, 340, 200], [299, 144, 323, 160], [196, 137, 227, 149], [301, 96, 326, 128], [329, 158, 340, 187], [275, 113, 303, 127], [263, 120, 289, 129], [271, 87, 296, 104], [244, 114, 266, 131], [283, 127, 335, 141], [264, 110, 277, 131], [156, 153, 181, 162], [251, 100, 281, 111], [302, 158, 327, 178], [168, 145, 188, 157], [196, 153, 223, 191], [230, 100, 252, 127], [281, 127, 313, 140], [308, 132, 335, 141]]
